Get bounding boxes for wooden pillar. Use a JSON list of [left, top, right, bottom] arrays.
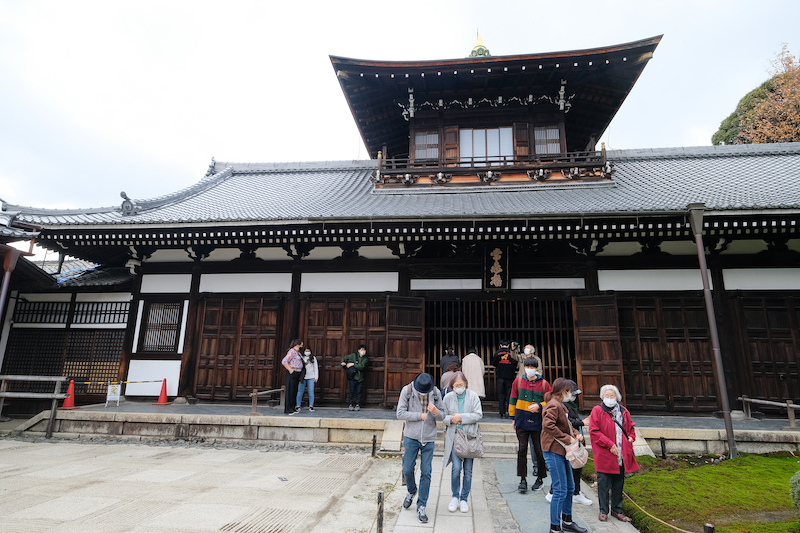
[[585, 258, 599, 295], [708, 253, 740, 406], [288, 261, 302, 340], [178, 262, 203, 397]]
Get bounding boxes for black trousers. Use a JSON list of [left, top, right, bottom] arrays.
[[497, 377, 514, 416], [284, 370, 301, 413], [347, 379, 363, 406], [549, 467, 582, 495], [597, 463, 625, 514], [515, 427, 547, 480]]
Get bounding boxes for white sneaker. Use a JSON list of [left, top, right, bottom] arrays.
[[545, 492, 552, 502], [574, 491, 593, 506], [448, 497, 458, 512], [460, 500, 469, 513]]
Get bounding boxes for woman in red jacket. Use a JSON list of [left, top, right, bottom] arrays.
[[588, 384, 639, 522]]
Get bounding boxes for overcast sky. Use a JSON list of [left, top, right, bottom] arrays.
[[1, 0, 798, 211]]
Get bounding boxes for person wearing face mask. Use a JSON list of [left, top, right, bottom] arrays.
[[540, 378, 588, 533], [441, 372, 483, 513], [341, 344, 368, 411], [282, 339, 304, 416], [514, 344, 536, 377], [397, 372, 446, 524], [589, 384, 639, 523], [295, 347, 319, 412], [508, 356, 551, 493], [546, 380, 593, 506]]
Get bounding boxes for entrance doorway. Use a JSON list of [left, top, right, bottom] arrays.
[[424, 298, 575, 400]]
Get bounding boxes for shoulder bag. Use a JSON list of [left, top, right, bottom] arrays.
[[555, 408, 589, 468], [453, 426, 484, 459]]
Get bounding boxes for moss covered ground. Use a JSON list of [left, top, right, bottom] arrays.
[[583, 453, 800, 533]]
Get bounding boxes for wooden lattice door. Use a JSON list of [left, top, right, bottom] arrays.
[[195, 297, 283, 400], [384, 296, 425, 406], [572, 295, 625, 410]]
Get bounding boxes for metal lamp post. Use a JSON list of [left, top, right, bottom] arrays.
[[688, 203, 738, 458]]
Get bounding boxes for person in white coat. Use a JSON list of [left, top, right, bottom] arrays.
[[460, 347, 486, 399], [442, 371, 483, 513]]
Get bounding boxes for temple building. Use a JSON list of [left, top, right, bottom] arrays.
[[1, 36, 799, 414]]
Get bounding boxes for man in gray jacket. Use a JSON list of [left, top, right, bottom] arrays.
[[396, 373, 445, 523]]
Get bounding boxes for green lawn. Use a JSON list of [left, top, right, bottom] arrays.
[[583, 453, 800, 533]]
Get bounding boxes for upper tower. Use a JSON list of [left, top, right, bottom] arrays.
[[331, 35, 661, 187]]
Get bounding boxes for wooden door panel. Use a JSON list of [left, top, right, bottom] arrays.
[[385, 296, 425, 406], [196, 297, 283, 401], [573, 295, 624, 410], [737, 296, 800, 404]]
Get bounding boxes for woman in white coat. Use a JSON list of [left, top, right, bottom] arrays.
[[442, 371, 483, 513]]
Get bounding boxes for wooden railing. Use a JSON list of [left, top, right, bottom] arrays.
[[0, 375, 69, 438], [374, 147, 611, 185], [738, 395, 799, 428]]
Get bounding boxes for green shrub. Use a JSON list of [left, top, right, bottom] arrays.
[[792, 469, 800, 511]]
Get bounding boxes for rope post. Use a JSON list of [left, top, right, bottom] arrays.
[[704, 524, 715, 533], [376, 490, 384, 533], [741, 395, 751, 419], [659, 437, 667, 459], [250, 389, 259, 416], [788, 400, 796, 428], [372, 434, 377, 457]]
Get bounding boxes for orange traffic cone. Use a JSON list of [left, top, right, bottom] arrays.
[[153, 379, 170, 406], [60, 380, 77, 410]]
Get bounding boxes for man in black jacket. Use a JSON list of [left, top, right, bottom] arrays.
[[492, 339, 516, 419]]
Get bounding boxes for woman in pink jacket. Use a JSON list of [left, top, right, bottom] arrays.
[[588, 384, 639, 523]]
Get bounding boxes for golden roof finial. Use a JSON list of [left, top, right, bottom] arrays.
[[470, 31, 490, 58]]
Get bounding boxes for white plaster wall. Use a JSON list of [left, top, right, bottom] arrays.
[[659, 241, 699, 256], [723, 268, 800, 290], [76, 293, 132, 302], [140, 274, 192, 294], [304, 247, 345, 260], [17, 293, 71, 302], [595, 242, 642, 256], [145, 249, 193, 263], [598, 270, 712, 291], [255, 248, 292, 261], [410, 279, 482, 290], [126, 360, 180, 396], [510, 278, 586, 290], [199, 273, 292, 293], [719, 240, 769, 255], [301, 272, 398, 292], [204, 249, 244, 262], [358, 246, 398, 260]]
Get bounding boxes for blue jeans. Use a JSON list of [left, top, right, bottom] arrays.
[[403, 437, 434, 508], [543, 451, 574, 526], [450, 448, 474, 501], [296, 378, 315, 407]]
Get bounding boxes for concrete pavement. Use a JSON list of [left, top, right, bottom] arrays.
[[0, 438, 405, 533]]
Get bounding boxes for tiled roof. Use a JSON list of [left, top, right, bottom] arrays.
[[56, 267, 132, 288], [10, 143, 800, 228]]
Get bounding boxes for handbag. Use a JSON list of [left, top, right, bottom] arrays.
[[556, 409, 589, 468], [561, 439, 589, 469], [453, 426, 484, 459]]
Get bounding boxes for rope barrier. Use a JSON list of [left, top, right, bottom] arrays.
[[584, 455, 700, 533]]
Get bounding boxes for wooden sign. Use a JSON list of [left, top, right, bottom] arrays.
[[484, 245, 510, 291]]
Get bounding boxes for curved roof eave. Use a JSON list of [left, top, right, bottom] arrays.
[[329, 35, 663, 70]]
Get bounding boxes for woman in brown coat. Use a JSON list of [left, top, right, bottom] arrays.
[[540, 378, 587, 533]]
